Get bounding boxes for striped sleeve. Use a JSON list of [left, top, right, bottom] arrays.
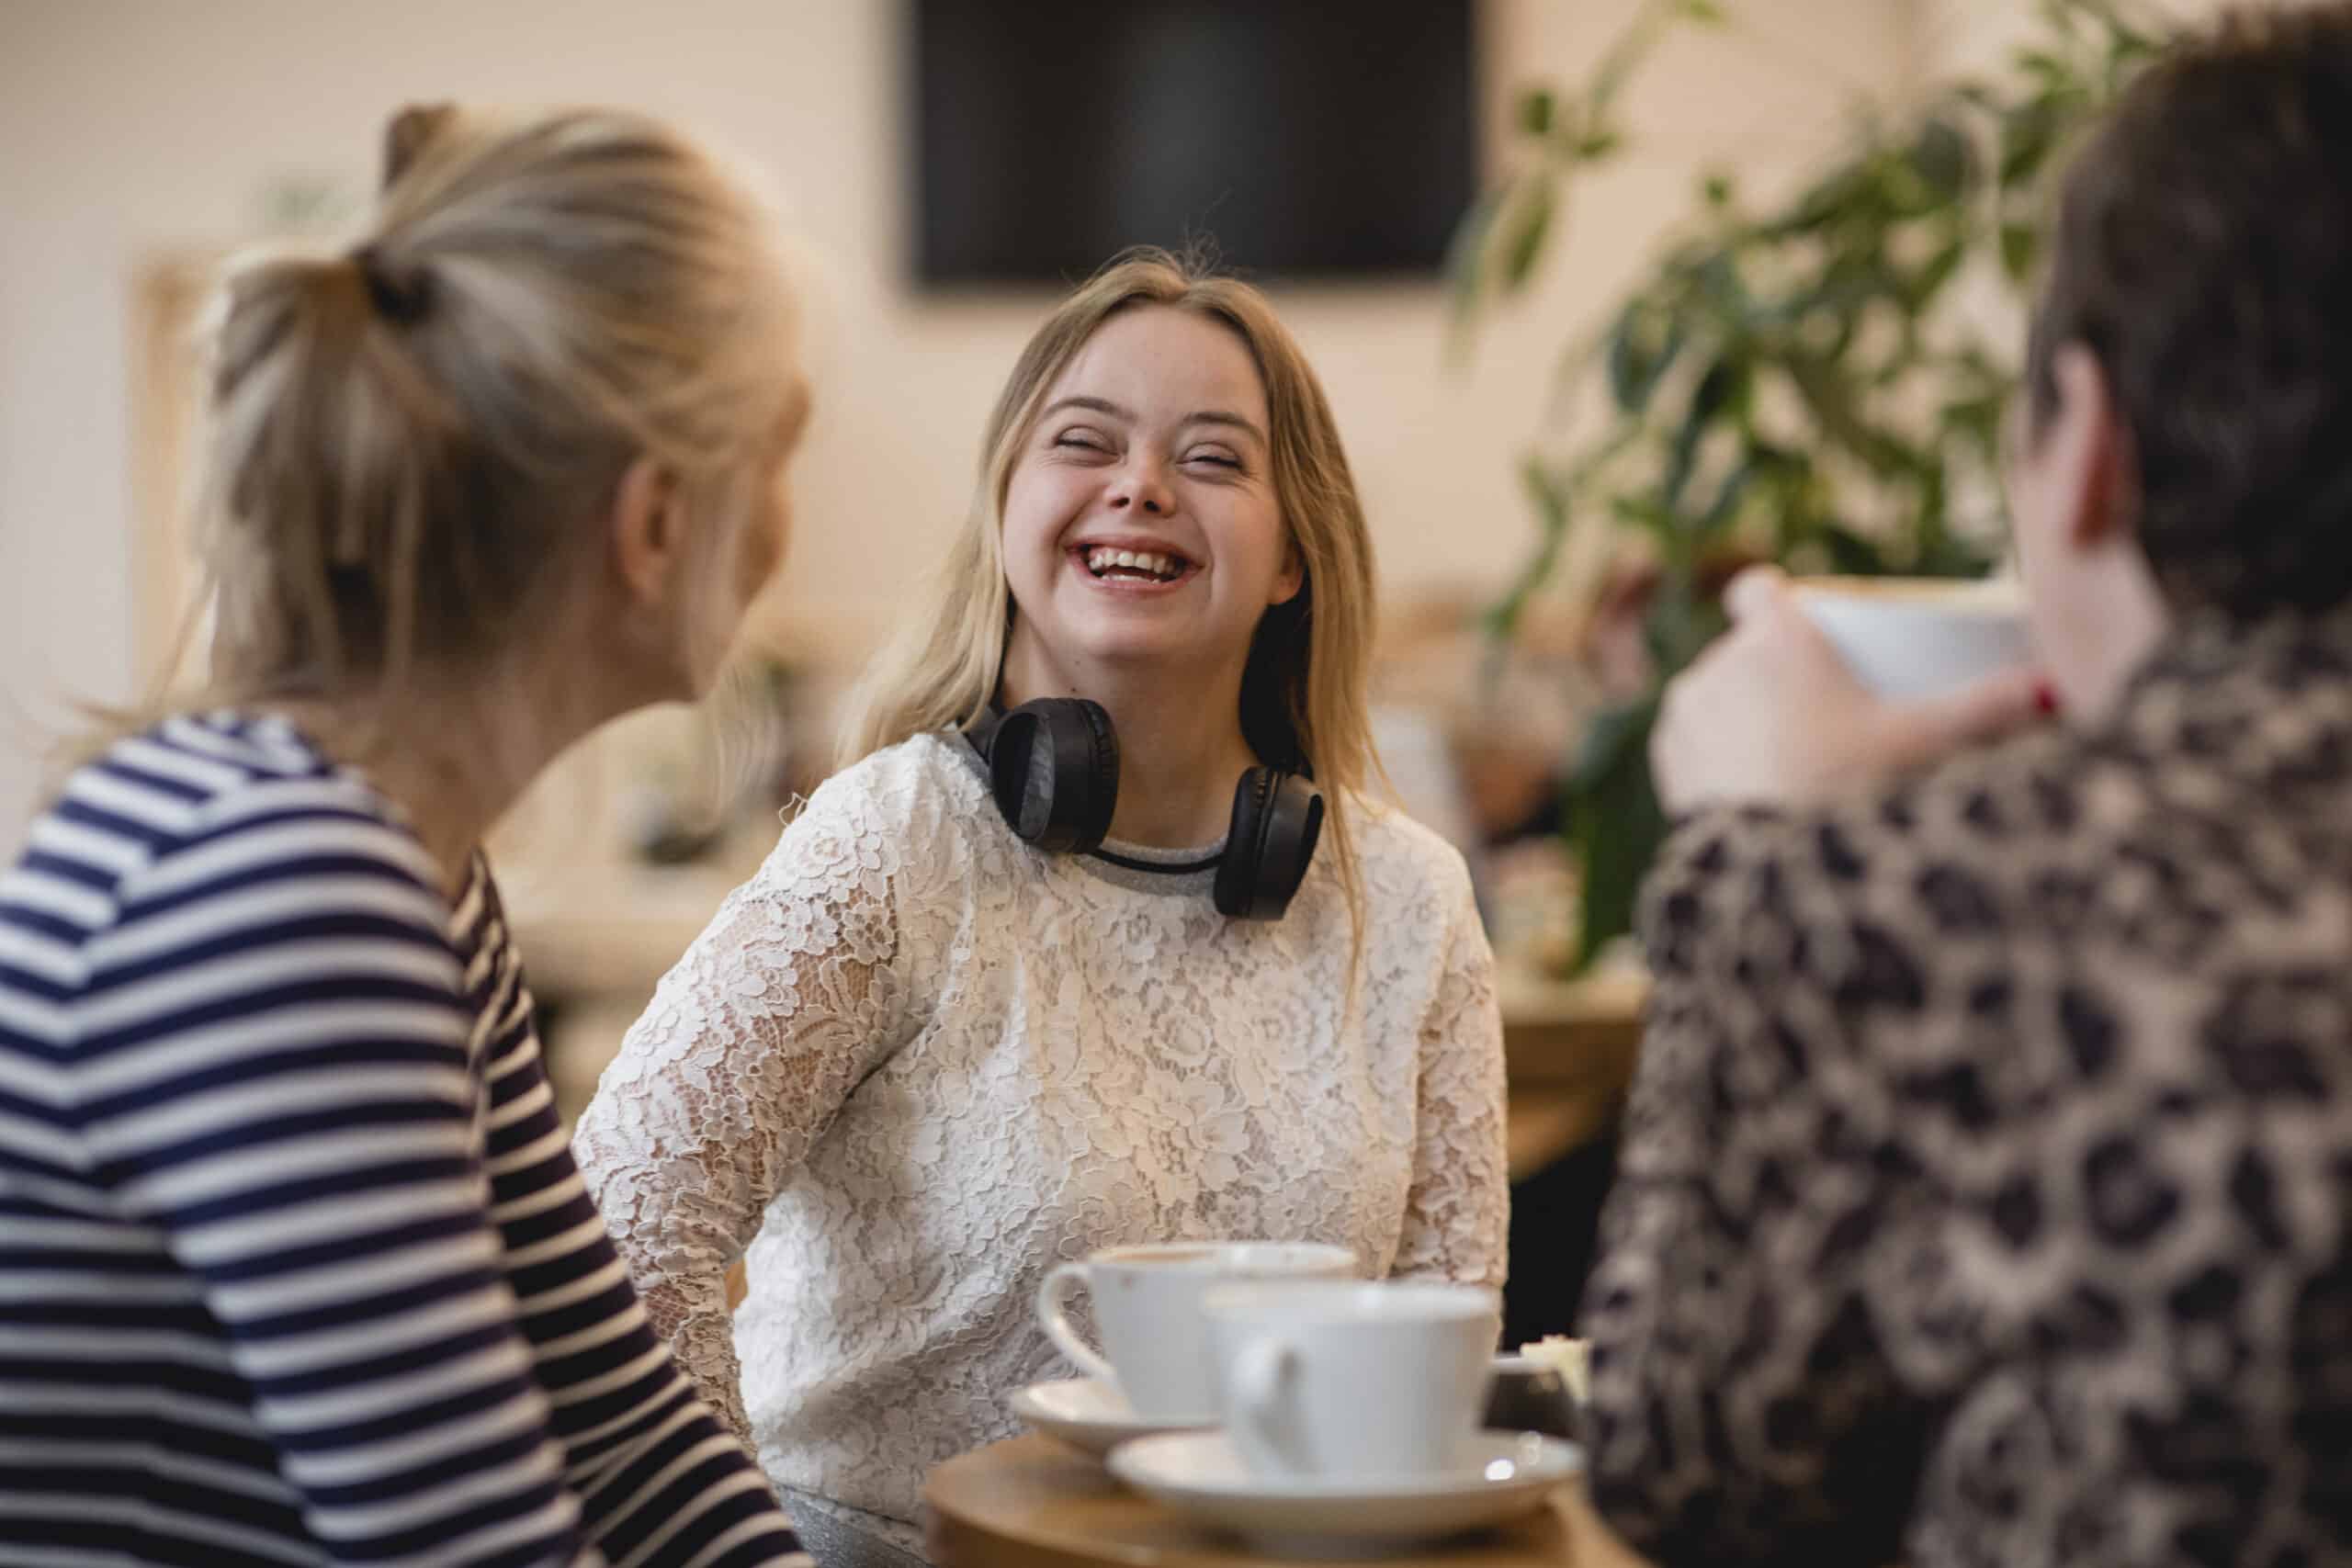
[[459, 880, 808, 1568], [83, 803, 599, 1567]]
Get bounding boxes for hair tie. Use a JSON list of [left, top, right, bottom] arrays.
[[353, 244, 432, 325]]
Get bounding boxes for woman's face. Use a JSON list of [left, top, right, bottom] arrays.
[[999, 307, 1302, 693]]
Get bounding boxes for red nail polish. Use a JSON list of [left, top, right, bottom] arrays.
[[2034, 681, 2061, 716]]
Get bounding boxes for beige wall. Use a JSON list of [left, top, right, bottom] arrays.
[[0, 0, 1917, 836], [1915, 0, 2242, 76]]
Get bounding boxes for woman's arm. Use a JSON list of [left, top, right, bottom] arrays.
[[103, 815, 600, 1566], [572, 779, 917, 1443], [474, 917, 808, 1564], [1392, 874, 1510, 1288], [1580, 807, 1927, 1566]]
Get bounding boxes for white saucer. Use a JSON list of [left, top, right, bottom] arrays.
[[1107, 1429, 1581, 1555], [1008, 1376, 1213, 1457]]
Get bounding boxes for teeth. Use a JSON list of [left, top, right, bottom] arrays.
[[1085, 547, 1182, 581]]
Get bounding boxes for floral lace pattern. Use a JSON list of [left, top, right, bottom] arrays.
[[573, 733, 1507, 1533]]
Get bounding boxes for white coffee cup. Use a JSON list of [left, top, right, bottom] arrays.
[[1035, 1242, 1358, 1422], [1792, 575, 2033, 701], [1203, 1280, 1502, 1481]]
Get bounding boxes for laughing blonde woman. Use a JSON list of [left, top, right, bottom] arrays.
[[574, 250, 1509, 1567]]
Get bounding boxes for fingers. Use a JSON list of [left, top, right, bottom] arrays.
[[1718, 564, 1791, 625], [1883, 665, 2049, 769]]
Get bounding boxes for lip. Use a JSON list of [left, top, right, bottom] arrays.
[[1066, 533, 1202, 594]]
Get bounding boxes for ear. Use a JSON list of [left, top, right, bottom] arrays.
[[1269, 535, 1306, 607], [610, 455, 689, 612], [2047, 344, 2139, 548]]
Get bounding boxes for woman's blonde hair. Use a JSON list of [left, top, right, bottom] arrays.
[[106, 103, 797, 758], [839, 248, 1381, 945]]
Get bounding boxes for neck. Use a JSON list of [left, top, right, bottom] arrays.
[[1000, 648, 1259, 849], [2051, 545, 2172, 724], [273, 654, 622, 897]]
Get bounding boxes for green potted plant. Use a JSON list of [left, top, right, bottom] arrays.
[[1449, 0, 2166, 969]]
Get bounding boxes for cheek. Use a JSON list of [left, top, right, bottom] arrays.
[[1002, 474, 1093, 595], [1003, 468, 1074, 547]]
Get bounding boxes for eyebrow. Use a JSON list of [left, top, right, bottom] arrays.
[[1039, 395, 1266, 446]]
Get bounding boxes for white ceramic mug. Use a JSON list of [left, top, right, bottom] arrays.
[[1035, 1242, 1358, 1422], [1204, 1280, 1502, 1481], [1792, 575, 2033, 701]]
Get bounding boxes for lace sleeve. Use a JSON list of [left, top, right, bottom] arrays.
[[1391, 879, 1510, 1288], [572, 781, 915, 1443]]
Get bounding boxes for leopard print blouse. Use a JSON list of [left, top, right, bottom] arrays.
[[1582, 610, 2352, 1568]]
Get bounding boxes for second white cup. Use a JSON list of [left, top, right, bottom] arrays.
[[1204, 1280, 1502, 1481], [1035, 1242, 1359, 1423], [1792, 574, 2033, 701]]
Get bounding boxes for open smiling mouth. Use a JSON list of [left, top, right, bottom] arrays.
[[1075, 545, 1193, 584]]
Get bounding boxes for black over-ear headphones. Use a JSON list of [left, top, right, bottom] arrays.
[[967, 699, 1325, 920]]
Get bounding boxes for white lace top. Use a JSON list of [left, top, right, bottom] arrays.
[[572, 731, 1508, 1543]]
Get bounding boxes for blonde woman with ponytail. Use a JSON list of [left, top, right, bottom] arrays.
[[575, 250, 1509, 1567], [0, 106, 813, 1565]]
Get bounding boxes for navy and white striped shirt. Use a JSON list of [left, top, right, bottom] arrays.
[[0, 712, 809, 1567]]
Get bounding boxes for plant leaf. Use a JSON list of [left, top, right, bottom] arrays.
[[1822, 524, 1893, 575], [1442, 187, 1507, 353], [1606, 300, 1686, 415], [1908, 116, 1975, 199], [1519, 87, 1557, 138], [1908, 234, 1967, 309], [1576, 128, 1625, 161], [1564, 695, 1669, 972], [1999, 221, 2040, 282], [1499, 176, 1559, 293], [1999, 98, 2064, 185], [1782, 355, 1927, 476], [1662, 358, 1739, 514]]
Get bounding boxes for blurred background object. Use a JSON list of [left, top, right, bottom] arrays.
[[911, 1, 1476, 284]]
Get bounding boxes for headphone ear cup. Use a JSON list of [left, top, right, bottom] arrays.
[[988, 699, 1118, 853], [1215, 768, 1324, 919]]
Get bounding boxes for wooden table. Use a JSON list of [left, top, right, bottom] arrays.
[[923, 1435, 1654, 1568]]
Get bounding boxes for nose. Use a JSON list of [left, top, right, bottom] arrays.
[[1106, 458, 1174, 517]]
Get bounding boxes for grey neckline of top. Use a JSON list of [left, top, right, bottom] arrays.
[[943, 728, 1225, 900]]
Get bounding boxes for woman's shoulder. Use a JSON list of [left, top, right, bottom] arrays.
[[804, 730, 986, 814], [1341, 793, 1478, 911], [38, 712, 434, 885], [779, 729, 995, 861], [11, 712, 447, 967]]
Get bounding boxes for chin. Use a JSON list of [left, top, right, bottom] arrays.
[[1067, 620, 1216, 669]]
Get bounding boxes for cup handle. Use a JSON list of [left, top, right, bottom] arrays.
[[1035, 1263, 1119, 1385], [1230, 1335, 1306, 1474]]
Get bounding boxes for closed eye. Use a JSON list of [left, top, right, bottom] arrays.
[[1185, 450, 1242, 470], [1052, 429, 1114, 455]]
